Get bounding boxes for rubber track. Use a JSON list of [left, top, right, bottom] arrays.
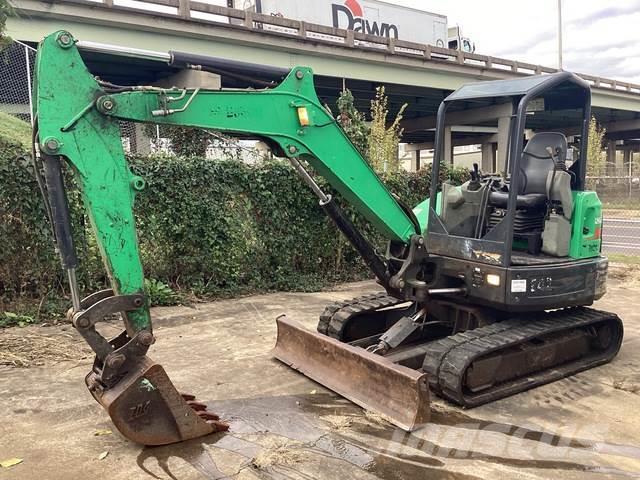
[[422, 307, 623, 408], [317, 292, 405, 339]]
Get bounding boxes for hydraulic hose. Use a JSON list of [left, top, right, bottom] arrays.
[[321, 196, 391, 289]]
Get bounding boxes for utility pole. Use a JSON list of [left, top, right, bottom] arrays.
[[558, 0, 564, 70]]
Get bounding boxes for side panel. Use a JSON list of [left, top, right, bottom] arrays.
[[434, 255, 608, 312], [570, 191, 603, 259], [412, 192, 441, 234], [504, 258, 608, 310]]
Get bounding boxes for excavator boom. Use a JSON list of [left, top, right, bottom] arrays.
[[32, 31, 425, 444]]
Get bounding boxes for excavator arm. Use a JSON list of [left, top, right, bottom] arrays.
[[35, 31, 419, 328], [33, 31, 427, 444]]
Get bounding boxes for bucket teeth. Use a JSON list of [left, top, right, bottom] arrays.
[[196, 411, 220, 420], [186, 401, 208, 411], [181, 392, 229, 430], [208, 420, 230, 431]]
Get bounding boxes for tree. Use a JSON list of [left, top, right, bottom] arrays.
[[0, 0, 14, 50], [586, 116, 606, 179], [336, 88, 369, 156], [368, 86, 407, 173]]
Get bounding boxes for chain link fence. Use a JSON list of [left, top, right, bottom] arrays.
[[588, 153, 640, 258], [0, 39, 35, 126]]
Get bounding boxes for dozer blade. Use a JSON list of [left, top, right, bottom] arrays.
[[273, 316, 430, 431], [86, 356, 228, 446]]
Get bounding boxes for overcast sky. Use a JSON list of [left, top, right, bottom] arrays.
[[389, 0, 640, 83]]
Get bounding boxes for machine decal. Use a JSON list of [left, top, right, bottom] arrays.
[[332, 0, 399, 38], [511, 279, 527, 293]]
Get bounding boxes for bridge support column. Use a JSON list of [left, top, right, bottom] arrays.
[[497, 116, 510, 174], [624, 148, 632, 169], [444, 126, 453, 165], [411, 150, 422, 171], [154, 69, 221, 90], [607, 140, 618, 176], [481, 142, 496, 173]]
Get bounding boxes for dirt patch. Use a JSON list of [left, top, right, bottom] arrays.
[[0, 326, 91, 368], [613, 376, 640, 395], [608, 264, 640, 284], [321, 414, 355, 432], [363, 410, 393, 428], [251, 438, 306, 469]]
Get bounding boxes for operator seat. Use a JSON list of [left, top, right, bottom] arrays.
[[489, 132, 568, 209]]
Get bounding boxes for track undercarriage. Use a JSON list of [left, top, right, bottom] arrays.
[[275, 292, 623, 429], [322, 293, 622, 406]]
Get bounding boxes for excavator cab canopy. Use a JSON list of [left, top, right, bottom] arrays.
[[427, 72, 593, 270]]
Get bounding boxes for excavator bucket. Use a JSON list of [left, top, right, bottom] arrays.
[[86, 357, 228, 446], [273, 316, 431, 431]]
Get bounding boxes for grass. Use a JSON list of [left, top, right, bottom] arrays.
[[0, 311, 37, 328], [0, 111, 31, 148], [607, 254, 640, 266], [603, 203, 640, 211]]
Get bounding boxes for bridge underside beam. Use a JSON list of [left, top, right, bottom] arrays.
[[10, 0, 640, 116]]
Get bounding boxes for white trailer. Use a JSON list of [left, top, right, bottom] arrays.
[[235, 0, 450, 48]]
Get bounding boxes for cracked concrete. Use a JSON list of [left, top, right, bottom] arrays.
[[0, 279, 639, 479]]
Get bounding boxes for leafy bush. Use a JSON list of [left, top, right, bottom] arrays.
[[336, 89, 369, 156], [586, 116, 607, 179], [0, 0, 14, 50], [1, 145, 455, 315], [0, 311, 36, 328], [144, 279, 181, 307], [368, 86, 407, 173]]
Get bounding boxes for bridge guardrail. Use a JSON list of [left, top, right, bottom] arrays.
[[30, 0, 640, 96]]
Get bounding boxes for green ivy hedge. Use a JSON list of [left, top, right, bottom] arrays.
[[0, 139, 468, 316]]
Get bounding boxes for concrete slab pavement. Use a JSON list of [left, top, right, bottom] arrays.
[[1, 279, 639, 480]]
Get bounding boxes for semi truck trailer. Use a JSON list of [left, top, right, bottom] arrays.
[[233, 0, 473, 51]]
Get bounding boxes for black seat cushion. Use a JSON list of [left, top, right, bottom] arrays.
[[519, 132, 568, 195], [488, 132, 568, 211], [489, 191, 548, 209]]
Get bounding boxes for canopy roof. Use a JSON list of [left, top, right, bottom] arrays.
[[445, 71, 590, 103]]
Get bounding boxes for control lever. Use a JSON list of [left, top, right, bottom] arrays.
[[468, 163, 482, 191]]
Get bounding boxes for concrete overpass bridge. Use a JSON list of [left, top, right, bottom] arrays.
[[7, 0, 640, 171]]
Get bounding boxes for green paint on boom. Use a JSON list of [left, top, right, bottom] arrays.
[[34, 30, 417, 330]]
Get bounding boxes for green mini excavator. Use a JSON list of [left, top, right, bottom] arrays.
[[31, 31, 623, 445]]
